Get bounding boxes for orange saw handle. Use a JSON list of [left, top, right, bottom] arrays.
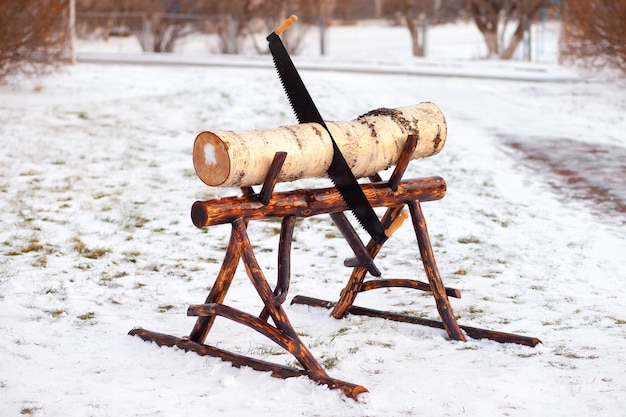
[[274, 15, 298, 36], [384, 210, 409, 238]]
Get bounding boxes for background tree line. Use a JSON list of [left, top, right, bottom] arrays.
[[1, 0, 625, 82]]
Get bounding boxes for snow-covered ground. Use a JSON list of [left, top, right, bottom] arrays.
[[1, 21, 625, 417]]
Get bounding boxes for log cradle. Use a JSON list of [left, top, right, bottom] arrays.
[[129, 102, 541, 399]]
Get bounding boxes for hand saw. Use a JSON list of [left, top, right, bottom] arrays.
[[267, 15, 388, 245]]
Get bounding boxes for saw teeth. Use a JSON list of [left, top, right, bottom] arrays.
[[273, 59, 303, 124]]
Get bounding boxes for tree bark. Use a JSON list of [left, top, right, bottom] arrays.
[[407, 19, 424, 57], [471, 0, 499, 57], [500, 1, 549, 60], [193, 102, 447, 187], [500, 18, 527, 60], [471, 0, 550, 60]]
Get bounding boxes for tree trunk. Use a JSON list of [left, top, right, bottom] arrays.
[[471, 0, 549, 60], [500, 18, 526, 60], [483, 30, 499, 57], [405, 16, 424, 57], [400, 1, 425, 57], [471, 1, 500, 57], [193, 103, 447, 187], [500, 1, 548, 60]]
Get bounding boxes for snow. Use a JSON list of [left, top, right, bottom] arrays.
[[1, 21, 626, 417], [203, 144, 217, 166]]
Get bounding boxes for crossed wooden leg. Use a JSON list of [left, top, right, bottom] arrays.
[[130, 217, 368, 399], [293, 201, 540, 347]]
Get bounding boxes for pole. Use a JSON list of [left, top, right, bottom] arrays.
[[319, 0, 327, 56], [69, 0, 76, 63]]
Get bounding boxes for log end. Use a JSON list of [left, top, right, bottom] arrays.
[[191, 201, 209, 228], [193, 131, 231, 187], [398, 102, 447, 159], [423, 102, 447, 156]]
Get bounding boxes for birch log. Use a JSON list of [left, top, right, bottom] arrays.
[[193, 102, 446, 187]]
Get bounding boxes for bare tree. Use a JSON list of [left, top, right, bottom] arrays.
[[0, 0, 71, 81], [77, 0, 314, 55], [560, 0, 626, 74], [383, 0, 466, 57], [77, 0, 207, 53], [382, 0, 432, 57], [217, 0, 314, 55], [469, 0, 550, 59], [206, 0, 260, 55], [142, 13, 196, 53]]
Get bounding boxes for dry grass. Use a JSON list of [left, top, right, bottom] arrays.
[[72, 237, 110, 259]]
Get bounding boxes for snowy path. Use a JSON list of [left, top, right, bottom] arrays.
[[76, 51, 580, 82]]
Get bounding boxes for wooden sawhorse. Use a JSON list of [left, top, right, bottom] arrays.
[[129, 136, 540, 399]]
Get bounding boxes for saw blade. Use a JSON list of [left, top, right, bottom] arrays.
[[267, 25, 387, 244]]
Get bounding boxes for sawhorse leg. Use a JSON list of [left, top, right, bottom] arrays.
[[130, 218, 368, 399], [314, 202, 464, 341], [292, 201, 540, 346]]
